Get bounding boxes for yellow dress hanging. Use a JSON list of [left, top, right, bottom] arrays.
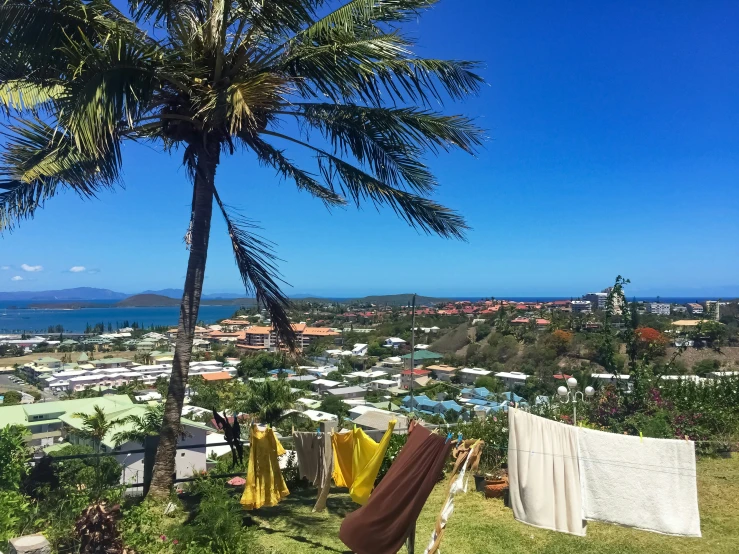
[[240, 425, 290, 510], [349, 420, 396, 505], [332, 430, 354, 488]]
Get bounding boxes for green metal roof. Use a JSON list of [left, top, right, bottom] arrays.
[[400, 350, 443, 360], [60, 404, 210, 448], [35, 357, 61, 364], [91, 358, 130, 364]]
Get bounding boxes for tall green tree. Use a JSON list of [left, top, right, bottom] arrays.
[[71, 407, 122, 497], [241, 379, 297, 426], [0, 0, 482, 496]]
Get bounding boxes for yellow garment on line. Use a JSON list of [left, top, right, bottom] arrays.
[[349, 421, 396, 505], [332, 430, 354, 488], [240, 425, 290, 510]]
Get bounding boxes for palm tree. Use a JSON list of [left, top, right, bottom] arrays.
[[241, 379, 297, 426], [72, 406, 122, 497], [112, 403, 184, 446], [1, 0, 483, 496]]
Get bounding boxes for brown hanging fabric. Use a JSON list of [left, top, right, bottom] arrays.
[[339, 423, 453, 554]]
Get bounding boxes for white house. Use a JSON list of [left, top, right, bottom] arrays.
[[300, 409, 339, 422], [326, 386, 366, 400], [494, 371, 529, 388], [368, 379, 397, 391], [352, 343, 369, 356], [383, 337, 406, 349], [311, 379, 342, 393], [458, 367, 492, 385]]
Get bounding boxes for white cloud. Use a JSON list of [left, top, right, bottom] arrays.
[[21, 264, 43, 272], [11, 275, 23, 281], [69, 266, 87, 273], [1, 266, 8, 270]]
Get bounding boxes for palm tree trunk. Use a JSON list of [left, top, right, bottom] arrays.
[[148, 146, 218, 498]]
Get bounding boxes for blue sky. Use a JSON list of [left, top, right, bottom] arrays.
[[2, 0, 738, 297]]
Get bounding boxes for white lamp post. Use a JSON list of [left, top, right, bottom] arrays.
[[556, 377, 594, 426]]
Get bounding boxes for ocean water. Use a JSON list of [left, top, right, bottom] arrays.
[[0, 302, 240, 333], [0, 296, 722, 334]]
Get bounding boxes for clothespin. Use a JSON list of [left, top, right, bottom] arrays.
[[639, 431, 643, 443], [456, 432, 463, 445], [445, 432, 453, 443], [684, 435, 690, 442], [316, 427, 321, 437]]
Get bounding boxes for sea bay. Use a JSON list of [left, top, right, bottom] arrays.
[[0, 302, 241, 333]]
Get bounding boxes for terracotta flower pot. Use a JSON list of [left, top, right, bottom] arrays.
[[484, 478, 508, 499]]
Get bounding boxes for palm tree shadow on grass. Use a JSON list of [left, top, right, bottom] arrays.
[[243, 487, 356, 553]]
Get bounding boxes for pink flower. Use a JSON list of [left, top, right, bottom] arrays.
[[160, 535, 167, 541], [493, 416, 498, 422], [172, 539, 179, 545]]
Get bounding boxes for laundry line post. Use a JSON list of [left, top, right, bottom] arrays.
[[313, 419, 336, 512]]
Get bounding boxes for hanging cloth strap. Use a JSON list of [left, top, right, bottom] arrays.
[[424, 439, 484, 554]]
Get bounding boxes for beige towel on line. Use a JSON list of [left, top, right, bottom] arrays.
[[293, 431, 333, 512], [578, 427, 701, 537], [507, 408, 586, 536]]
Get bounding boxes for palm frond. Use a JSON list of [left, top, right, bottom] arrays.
[[0, 81, 63, 115], [55, 30, 163, 154], [0, 0, 134, 80], [213, 189, 297, 350], [262, 129, 468, 239], [292, 103, 484, 155], [239, 135, 346, 207], [0, 118, 121, 232], [231, 0, 322, 39], [278, 31, 483, 105], [222, 73, 287, 134], [299, 0, 437, 40]]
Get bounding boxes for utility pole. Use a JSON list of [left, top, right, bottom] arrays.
[[409, 294, 416, 415]]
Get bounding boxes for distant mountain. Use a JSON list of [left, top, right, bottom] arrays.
[[0, 287, 128, 301], [139, 288, 182, 299], [116, 294, 180, 307], [139, 289, 249, 300]]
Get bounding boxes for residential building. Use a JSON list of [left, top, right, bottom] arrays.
[[59, 403, 210, 483], [326, 386, 366, 400], [351, 343, 369, 356], [426, 364, 457, 382], [705, 301, 720, 321], [353, 411, 408, 434], [401, 394, 437, 413], [647, 303, 671, 316], [571, 300, 592, 313], [0, 395, 133, 447], [237, 323, 339, 352], [367, 379, 397, 391], [687, 303, 703, 315], [400, 350, 443, 368], [584, 292, 608, 310], [458, 367, 491, 385], [400, 368, 431, 389], [494, 371, 529, 388], [310, 379, 342, 393], [672, 306, 687, 314], [300, 409, 338, 422], [459, 387, 492, 401], [434, 400, 463, 417], [383, 337, 407, 349], [90, 358, 134, 370]]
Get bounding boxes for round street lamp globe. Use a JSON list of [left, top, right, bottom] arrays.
[[567, 377, 578, 388], [585, 386, 595, 397], [557, 386, 568, 397]]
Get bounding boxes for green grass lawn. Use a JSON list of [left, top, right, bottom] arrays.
[[247, 456, 739, 554]]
